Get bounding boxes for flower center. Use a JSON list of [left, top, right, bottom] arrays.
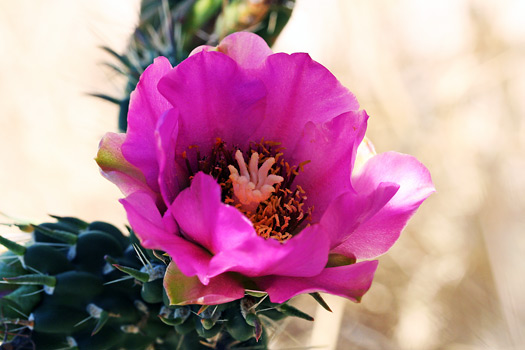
[[227, 150, 284, 212], [183, 139, 313, 242]]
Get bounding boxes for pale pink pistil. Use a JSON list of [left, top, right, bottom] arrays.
[[228, 150, 283, 212]]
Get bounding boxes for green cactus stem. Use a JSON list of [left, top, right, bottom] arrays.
[[1, 215, 314, 349]]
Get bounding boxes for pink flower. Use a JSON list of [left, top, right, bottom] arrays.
[[96, 32, 434, 305]]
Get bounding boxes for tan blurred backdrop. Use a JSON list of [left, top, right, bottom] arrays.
[[1, 0, 524, 349]]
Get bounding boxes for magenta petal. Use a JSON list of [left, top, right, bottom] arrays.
[[290, 110, 368, 219], [121, 191, 213, 283], [216, 32, 273, 69], [164, 261, 244, 305], [258, 260, 379, 303], [171, 172, 223, 253], [172, 172, 260, 258], [155, 108, 183, 205], [208, 224, 330, 279], [190, 32, 272, 70], [333, 152, 435, 259], [249, 53, 360, 151], [172, 173, 330, 279], [157, 51, 266, 156], [120, 191, 177, 249], [96, 133, 157, 199], [188, 44, 216, 56], [210, 204, 258, 256], [321, 182, 399, 250], [122, 57, 173, 193]]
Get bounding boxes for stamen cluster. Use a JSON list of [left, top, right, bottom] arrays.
[[228, 150, 284, 212], [183, 139, 313, 242]]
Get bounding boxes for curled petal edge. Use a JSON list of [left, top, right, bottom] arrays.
[[96, 133, 154, 198], [257, 260, 379, 304]]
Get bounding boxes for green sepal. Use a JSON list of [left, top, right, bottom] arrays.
[[0, 234, 26, 256], [310, 292, 333, 312]]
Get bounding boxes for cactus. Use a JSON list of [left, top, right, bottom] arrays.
[[94, 0, 296, 131], [1, 3, 306, 347], [0, 216, 313, 349]]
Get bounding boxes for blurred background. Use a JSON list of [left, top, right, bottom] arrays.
[[1, 0, 524, 349]]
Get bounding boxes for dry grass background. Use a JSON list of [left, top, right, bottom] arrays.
[[1, 0, 524, 349]]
